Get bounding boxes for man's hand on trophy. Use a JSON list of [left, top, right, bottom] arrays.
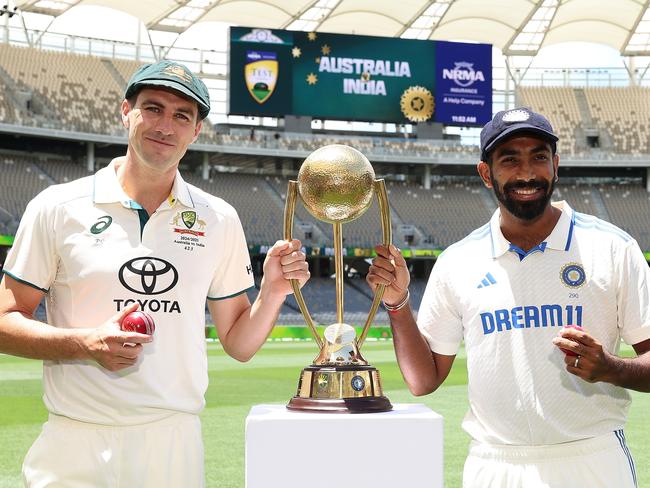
[[262, 239, 310, 297], [367, 244, 410, 306]]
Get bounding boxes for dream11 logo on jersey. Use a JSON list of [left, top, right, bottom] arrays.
[[115, 257, 182, 313]]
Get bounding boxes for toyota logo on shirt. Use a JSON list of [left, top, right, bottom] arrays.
[[119, 257, 179, 295]]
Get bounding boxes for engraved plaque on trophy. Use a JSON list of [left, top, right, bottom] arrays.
[[284, 144, 392, 413]]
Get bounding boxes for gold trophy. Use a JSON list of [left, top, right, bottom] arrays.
[[284, 144, 392, 413]]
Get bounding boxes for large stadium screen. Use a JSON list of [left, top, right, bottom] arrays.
[[229, 27, 492, 126]]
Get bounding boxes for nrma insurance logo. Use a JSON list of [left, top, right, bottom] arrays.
[[442, 61, 485, 87]]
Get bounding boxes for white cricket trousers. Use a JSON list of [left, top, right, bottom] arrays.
[[463, 430, 637, 488], [22, 412, 204, 488]]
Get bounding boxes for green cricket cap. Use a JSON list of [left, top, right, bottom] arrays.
[[125, 60, 210, 120]]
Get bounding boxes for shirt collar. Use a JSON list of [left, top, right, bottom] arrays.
[[93, 158, 194, 209], [489, 200, 575, 259], [169, 170, 195, 209]]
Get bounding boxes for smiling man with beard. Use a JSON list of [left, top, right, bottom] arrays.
[[366, 107, 650, 487]]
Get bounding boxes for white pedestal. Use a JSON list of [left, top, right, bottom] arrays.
[[245, 403, 443, 488]]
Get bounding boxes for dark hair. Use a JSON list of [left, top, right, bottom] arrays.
[[126, 94, 137, 108]]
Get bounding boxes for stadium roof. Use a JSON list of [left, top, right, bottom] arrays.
[[13, 0, 650, 56]]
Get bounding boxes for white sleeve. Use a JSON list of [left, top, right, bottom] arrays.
[[616, 240, 650, 345], [416, 256, 463, 355], [2, 189, 58, 292], [207, 207, 254, 300]]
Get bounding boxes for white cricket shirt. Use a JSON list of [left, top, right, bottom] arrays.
[[3, 159, 254, 425], [418, 201, 650, 445]]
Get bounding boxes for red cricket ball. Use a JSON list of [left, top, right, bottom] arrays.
[[121, 311, 156, 335], [560, 325, 582, 356]]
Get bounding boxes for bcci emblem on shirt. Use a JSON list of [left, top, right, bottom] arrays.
[[560, 262, 586, 288]]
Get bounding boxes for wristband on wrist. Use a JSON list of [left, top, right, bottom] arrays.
[[382, 290, 410, 313]]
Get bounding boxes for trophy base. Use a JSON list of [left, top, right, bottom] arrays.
[[287, 365, 392, 413], [287, 395, 392, 413]]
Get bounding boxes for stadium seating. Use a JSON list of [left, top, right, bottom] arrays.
[[2, 155, 649, 326], [554, 181, 601, 217], [0, 47, 647, 328], [0, 80, 20, 125], [184, 172, 283, 245], [263, 174, 332, 242], [517, 85, 650, 156], [0, 44, 219, 142], [387, 178, 496, 248], [0, 24, 648, 350], [2, 155, 649, 251], [39, 158, 94, 183], [0, 154, 50, 223], [280, 276, 390, 325], [584, 87, 650, 154], [0, 44, 124, 135], [109, 58, 142, 88], [599, 182, 650, 249], [517, 86, 582, 155], [0, 45, 647, 163]]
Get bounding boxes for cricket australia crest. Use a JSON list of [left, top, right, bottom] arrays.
[[181, 211, 196, 229], [245, 50, 278, 104], [170, 211, 206, 237]]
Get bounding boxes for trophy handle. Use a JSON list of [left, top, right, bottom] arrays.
[[284, 181, 323, 349], [357, 179, 391, 348]]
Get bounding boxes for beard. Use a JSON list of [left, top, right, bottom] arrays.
[[490, 169, 556, 221]]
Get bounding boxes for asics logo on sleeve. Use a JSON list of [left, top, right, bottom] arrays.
[[90, 216, 112, 234]]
